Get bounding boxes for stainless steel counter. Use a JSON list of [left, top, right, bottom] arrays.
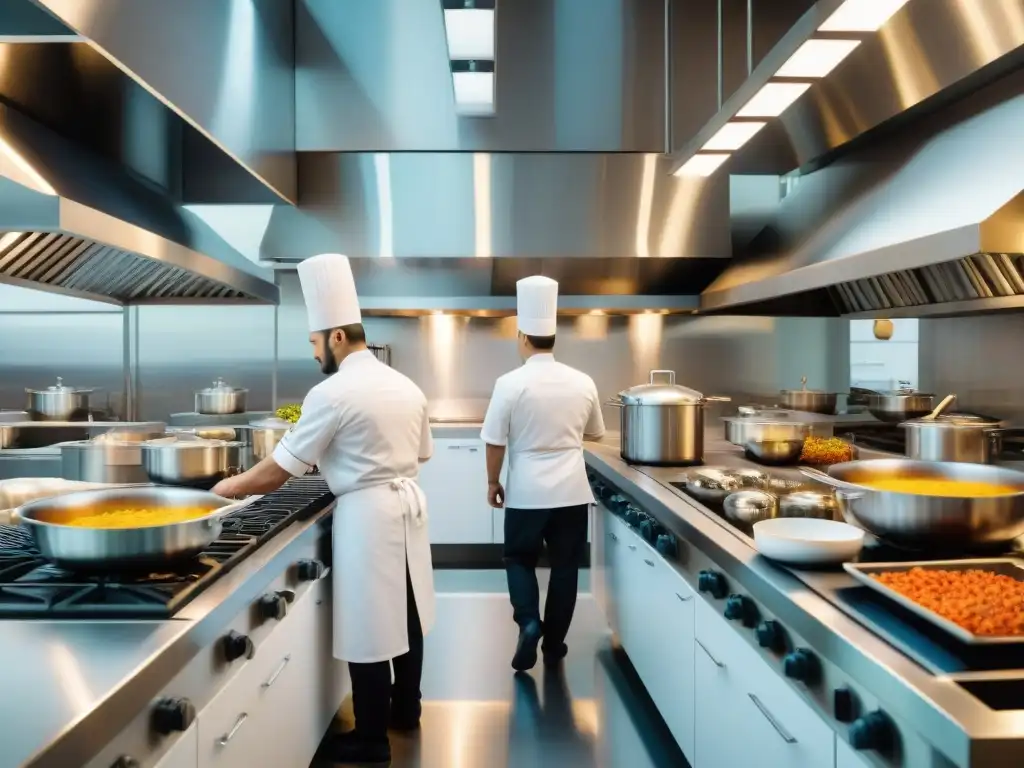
[[584, 433, 1024, 768], [0, 504, 334, 768]]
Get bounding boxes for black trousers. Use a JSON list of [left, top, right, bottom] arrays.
[[347, 566, 423, 743], [503, 504, 589, 653]]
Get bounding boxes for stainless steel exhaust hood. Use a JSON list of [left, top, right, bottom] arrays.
[[702, 70, 1024, 318], [0, 103, 279, 305]]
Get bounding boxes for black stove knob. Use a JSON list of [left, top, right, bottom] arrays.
[[697, 570, 728, 599], [277, 589, 296, 604], [755, 620, 785, 652], [111, 757, 140, 768], [638, 518, 657, 543], [724, 595, 758, 626], [834, 687, 857, 723], [783, 648, 820, 684], [152, 697, 196, 734], [655, 534, 677, 558], [849, 710, 895, 752], [258, 593, 288, 621], [222, 630, 255, 663], [297, 559, 326, 581]]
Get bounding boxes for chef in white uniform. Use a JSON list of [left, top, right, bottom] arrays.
[[211, 253, 435, 765], [481, 275, 605, 672]]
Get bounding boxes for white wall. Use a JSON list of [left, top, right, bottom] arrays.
[[850, 319, 919, 390]]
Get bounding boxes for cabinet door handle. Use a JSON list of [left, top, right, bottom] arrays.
[[262, 655, 292, 689], [644, 558, 655, 567], [218, 713, 249, 746], [608, 532, 618, 542], [695, 639, 725, 668], [748, 693, 797, 744], [676, 592, 693, 602], [628, 544, 637, 551]]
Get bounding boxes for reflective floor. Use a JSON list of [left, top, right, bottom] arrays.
[[315, 569, 688, 767]]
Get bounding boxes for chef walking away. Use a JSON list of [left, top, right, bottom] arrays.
[[211, 253, 435, 765], [481, 276, 606, 672]]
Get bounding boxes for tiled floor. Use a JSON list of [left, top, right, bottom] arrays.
[[316, 569, 686, 768]]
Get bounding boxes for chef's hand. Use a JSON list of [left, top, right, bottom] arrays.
[[211, 477, 240, 499], [488, 481, 504, 509]]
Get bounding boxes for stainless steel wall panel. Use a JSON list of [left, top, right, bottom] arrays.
[[264, 153, 729, 261], [295, 0, 666, 152]]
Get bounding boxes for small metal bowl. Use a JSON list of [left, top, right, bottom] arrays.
[[763, 476, 811, 495], [745, 437, 808, 465], [724, 490, 779, 526], [684, 468, 743, 506], [779, 490, 840, 521], [728, 468, 771, 488]]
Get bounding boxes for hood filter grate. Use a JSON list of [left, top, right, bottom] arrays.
[[0, 232, 251, 304], [834, 253, 1024, 313]]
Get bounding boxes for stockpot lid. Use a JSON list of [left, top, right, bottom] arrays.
[[197, 378, 246, 395], [25, 376, 93, 395], [901, 413, 1003, 429], [618, 370, 705, 406]]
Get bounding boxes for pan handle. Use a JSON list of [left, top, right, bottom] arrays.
[[798, 467, 865, 494]]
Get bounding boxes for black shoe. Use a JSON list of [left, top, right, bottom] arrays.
[[542, 641, 568, 666], [389, 705, 421, 732], [512, 620, 543, 671], [323, 731, 391, 764]]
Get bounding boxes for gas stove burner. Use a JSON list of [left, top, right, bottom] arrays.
[[0, 477, 333, 619]]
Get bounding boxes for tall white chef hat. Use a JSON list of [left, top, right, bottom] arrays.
[[516, 275, 559, 336], [296, 253, 362, 332]]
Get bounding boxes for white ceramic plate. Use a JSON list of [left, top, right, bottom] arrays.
[[753, 517, 865, 565]]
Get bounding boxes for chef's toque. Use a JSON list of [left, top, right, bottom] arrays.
[[297, 253, 362, 332], [516, 276, 558, 336]]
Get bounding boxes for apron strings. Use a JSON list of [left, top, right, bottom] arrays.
[[389, 477, 428, 528]]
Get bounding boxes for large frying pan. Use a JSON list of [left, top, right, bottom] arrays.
[[1, 486, 248, 569]]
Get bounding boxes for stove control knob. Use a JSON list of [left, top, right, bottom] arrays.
[[783, 648, 820, 684], [697, 570, 728, 600], [724, 595, 758, 626], [849, 710, 895, 752], [834, 686, 857, 723], [755, 620, 785, 651], [277, 589, 296, 604], [111, 757, 140, 768], [258, 593, 288, 621], [222, 630, 255, 663], [297, 559, 325, 582], [152, 697, 196, 734]]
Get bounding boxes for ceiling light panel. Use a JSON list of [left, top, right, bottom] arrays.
[[453, 71, 495, 115], [701, 121, 767, 151], [444, 8, 495, 60], [674, 154, 730, 178], [736, 82, 812, 118], [776, 38, 861, 78], [819, 0, 911, 32]]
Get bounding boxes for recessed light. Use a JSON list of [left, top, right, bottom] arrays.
[[776, 39, 861, 78], [819, 0, 911, 32], [701, 121, 767, 151], [673, 154, 731, 178], [443, 8, 494, 60], [736, 82, 812, 118], [453, 71, 494, 115]]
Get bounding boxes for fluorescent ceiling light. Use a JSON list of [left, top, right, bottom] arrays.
[[453, 71, 494, 115], [819, 0, 911, 32], [701, 121, 767, 151], [674, 154, 730, 178], [736, 82, 812, 118], [776, 39, 861, 78], [444, 8, 495, 60]]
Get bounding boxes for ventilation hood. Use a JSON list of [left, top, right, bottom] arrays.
[[702, 71, 1024, 318], [0, 103, 279, 305]]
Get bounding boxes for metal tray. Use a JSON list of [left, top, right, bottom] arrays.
[[844, 559, 1024, 645]]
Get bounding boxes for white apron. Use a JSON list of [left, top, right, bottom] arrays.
[[331, 476, 436, 663]]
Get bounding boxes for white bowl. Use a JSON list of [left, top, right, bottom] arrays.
[[753, 517, 865, 565]]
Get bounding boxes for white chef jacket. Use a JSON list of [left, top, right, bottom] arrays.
[[481, 354, 605, 509], [273, 350, 433, 492]]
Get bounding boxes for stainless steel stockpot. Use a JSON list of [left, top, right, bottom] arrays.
[[140, 437, 244, 489], [249, 417, 293, 460], [194, 379, 248, 415], [866, 389, 935, 423], [26, 377, 93, 421], [608, 371, 730, 466], [779, 377, 837, 415]]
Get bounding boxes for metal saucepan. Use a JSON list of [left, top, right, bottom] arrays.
[[724, 490, 779, 526], [4, 486, 246, 569], [249, 417, 293, 461], [26, 377, 94, 421], [140, 436, 244, 489], [607, 370, 731, 466], [800, 459, 1024, 550], [901, 411, 1024, 465], [194, 379, 248, 415], [723, 413, 805, 445], [865, 389, 937, 423], [779, 376, 837, 415], [0, 410, 25, 449]]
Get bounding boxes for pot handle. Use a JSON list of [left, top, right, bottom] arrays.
[[603, 399, 625, 408], [703, 396, 732, 403], [649, 370, 676, 385]]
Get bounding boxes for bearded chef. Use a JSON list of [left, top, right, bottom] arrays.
[[212, 253, 434, 765], [481, 276, 605, 672]]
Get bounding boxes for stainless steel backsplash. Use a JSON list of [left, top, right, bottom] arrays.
[[0, 279, 849, 422]]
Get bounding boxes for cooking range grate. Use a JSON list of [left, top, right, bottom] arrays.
[[0, 477, 333, 619]]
